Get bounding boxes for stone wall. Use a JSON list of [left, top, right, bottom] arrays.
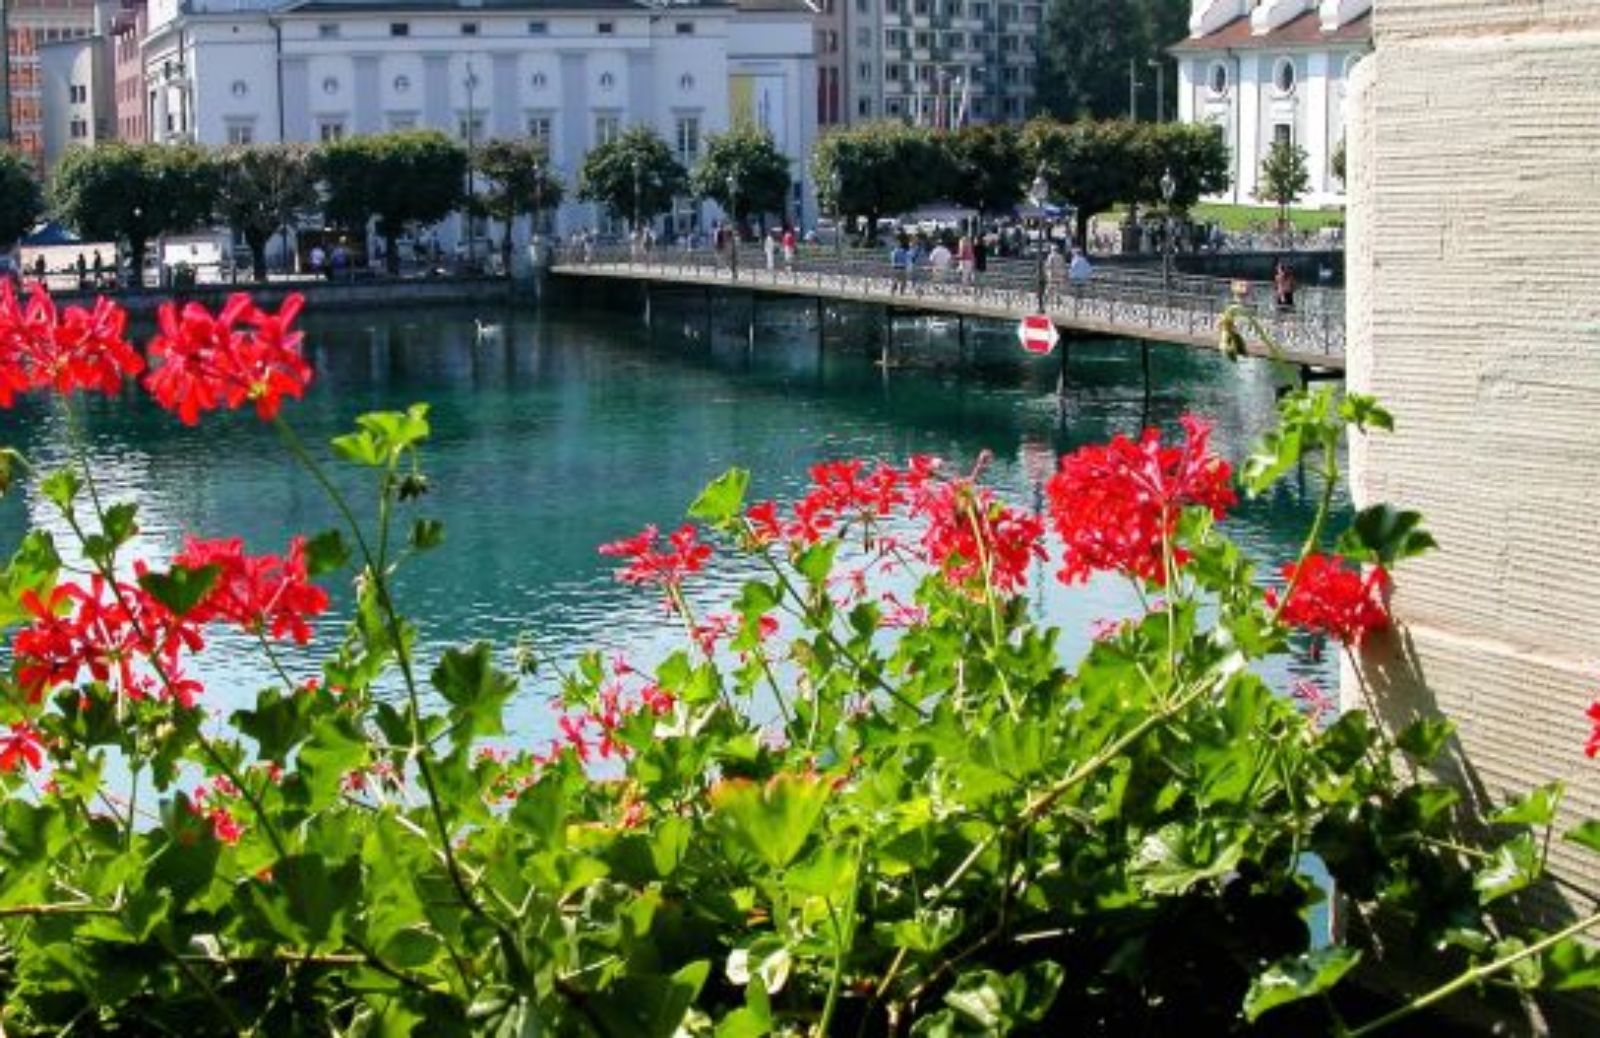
[[1346, 0, 1600, 904]]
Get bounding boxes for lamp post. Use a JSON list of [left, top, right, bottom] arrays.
[[1029, 165, 1049, 310], [726, 172, 739, 280], [829, 168, 842, 264], [1160, 167, 1176, 299], [1147, 57, 1166, 123], [631, 155, 642, 245], [464, 61, 479, 268]]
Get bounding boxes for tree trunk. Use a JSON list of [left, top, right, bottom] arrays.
[[129, 237, 147, 289], [385, 229, 401, 276], [501, 217, 513, 278], [246, 229, 269, 283], [1075, 209, 1089, 253]]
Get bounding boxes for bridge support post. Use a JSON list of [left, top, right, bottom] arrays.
[[815, 297, 825, 355], [958, 314, 967, 362], [881, 306, 893, 369], [1055, 338, 1070, 397], [644, 284, 653, 330]]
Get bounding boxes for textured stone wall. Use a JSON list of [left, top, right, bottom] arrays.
[[1346, 1, 1600, 899]]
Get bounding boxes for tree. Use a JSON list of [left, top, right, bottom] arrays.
[[213, 144, 319, 283], [689, 126, 792, 229], [0, 149, 42, 250], [941, 123, 1024, 223], [1256, 138, 1311, 230], [314, 130, 467, 275], [1037, 0, 1189, 121], [50, 142, 216, 287], [478, 138, 566, 274], [577, 126, 687, 228], [810, 122, 951, 245], [1331, 136, 1347, 185], [1021, 118, 1142, 247], [1134, 121, 1231, 210]]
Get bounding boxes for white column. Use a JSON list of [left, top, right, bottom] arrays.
[[1305, 51, 1331, 201], [1235, 54, 1261, 203]]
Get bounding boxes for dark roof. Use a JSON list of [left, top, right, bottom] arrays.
[[1170, 10, 1371, 52], [281, 0, 731, 13]]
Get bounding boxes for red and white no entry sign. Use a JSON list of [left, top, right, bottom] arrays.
[[1016, 313, 1059, 355]]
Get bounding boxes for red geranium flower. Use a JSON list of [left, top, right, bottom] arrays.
[[914, 477, 1044, 595], [12, 576, 205, 705], [0, 282, 141, 405], [143, 293, 310, 425], [0, 721, 46, 774], [1046, 415, 1236, 585], [598, 523, 712, 591], [1584, 701, 1600, 759], [1267, 554, 1390, 645], [174, 535, 330, 644]]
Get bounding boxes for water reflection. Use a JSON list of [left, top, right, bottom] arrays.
[[0, 298, 1343, 742]]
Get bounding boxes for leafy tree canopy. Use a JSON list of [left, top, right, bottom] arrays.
[[49, 142, 217, 286], [577, 126, 687, 225], [314, 130, 466, 268], [1037, 0, 1189, 121], [214, 143, 320, 282], [942, 123, 1025, 217], [810, 122, 952, 242], [689, 126, 792, 225], [0, 148, 42, 250]]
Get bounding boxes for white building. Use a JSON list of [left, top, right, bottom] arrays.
[[1171, 0, 1371, 208], [38, 20, 115, 171], [140, 0, 816, 251]]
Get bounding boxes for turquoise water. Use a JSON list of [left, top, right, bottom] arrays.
[[0, 294, 1339, 742]]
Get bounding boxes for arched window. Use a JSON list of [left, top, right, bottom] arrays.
[[1273, 57, 1296, 95], [1207, 61, 1229, 96]]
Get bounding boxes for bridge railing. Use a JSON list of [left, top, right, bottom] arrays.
[[550, 244, 1344, 363]]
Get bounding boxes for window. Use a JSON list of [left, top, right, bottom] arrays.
[[319, 121, 345, 142], [675, 21, 694, 34], [914, 0, 930, 12], [948, 0, 964, 14], [528, 20, 548, 34], [886, 64, 902, 81], [914, 31, 931, 48], [226, 121, 253, 144], [594, 114, 620, 145], [675, 115, 699, 166], [886, 0, 901, 12], [971, 3, 988, 18], [1274, 123, 1293, 146], [858, 97, 871, 116], [458, 116, 484, 142], [885, 29, 905, 47], [390, 22, 409, 37], [531, 71, 548, 89], [857, 0, 868, 11], [1000, 35, 1018, 52], [1207, 61, 1229, 96], [394, 74, 411, 93], [318, 23, 339, 38], [69, 118, 88, 139], [389, 114, 417, 130], [598, 21, 614, 34], [528, 114, 552, 144], [322, 76, 339, 95], [858, 61, 871, 80], [461, 22, 479, 35], [679, 72, 695, 91], [999, 4, 1017, 20], [230, 79, 248, 98], [919, 65, 935, 82], [599, 71, 615, 90], [69, 84, 87, 103], [1001, 66, 1018, 84], [945, 32, 964, 48], [1273, 56, 1296, 94], [887, 99, 902, 115], [1021, 3, 1039, 22]]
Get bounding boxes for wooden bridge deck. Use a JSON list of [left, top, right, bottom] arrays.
[[549, 246, 1345, 372]]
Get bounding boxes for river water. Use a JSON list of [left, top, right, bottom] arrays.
[[0, 295, 1341, 742]]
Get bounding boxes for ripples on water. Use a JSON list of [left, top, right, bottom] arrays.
[[0, 292, 1344, 744]]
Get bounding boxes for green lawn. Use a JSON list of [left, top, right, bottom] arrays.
[[1102, 202, 1345, 233]]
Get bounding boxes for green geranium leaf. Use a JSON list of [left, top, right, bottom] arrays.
[[304, 529, 351, 576], [1565, 820, 1600, 855], [589, 960, 709, 1038], [432, 642, 518, 744], [1335, 505, 1438, 566], [1546, 937, 1600, 991], [688, 468, 749, 525], [1244, 947, 1362, 1022], [1339, 393, 1394, 432], [233, 686, 320, 763], [1474, 832, 1540, 904], [1396, 717, 1455, 764], [39, 467, 81, 513], [331, 430, 384, 467], [137, 563, 220, 618], [1491, 782, 1563, 828], [709, 773, 831, 870], [1132, 822, 1246, 896]]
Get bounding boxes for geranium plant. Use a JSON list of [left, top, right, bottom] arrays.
[[0, 283, 1598, 1035]]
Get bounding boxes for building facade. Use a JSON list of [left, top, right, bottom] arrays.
[[3, 0, 100, 172], [139, 0, 815, 248], [109, 0, 148, 142], [1172, 0, 1370, 208], [38, 27, 113, 169]]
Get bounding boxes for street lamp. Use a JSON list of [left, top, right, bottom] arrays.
[[464, 61, 479, 268], [726, 172, 739, 280], [631, 155, 642, 243], [829, 168, 842, 264], [1160, 167, 1176, 297]]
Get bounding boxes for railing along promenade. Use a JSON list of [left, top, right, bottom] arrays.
[[549, 244, 1346, 371]]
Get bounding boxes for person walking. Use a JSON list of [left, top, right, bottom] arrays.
[[958, 235, 975, 285], [1044, 244, 1067, 294], [781, 226, 796, 268], [763, 230, 776, 271], [889, 239, 912, 295], [1068, 246, 1093, 285], [1273, 258, 1296, 311]]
